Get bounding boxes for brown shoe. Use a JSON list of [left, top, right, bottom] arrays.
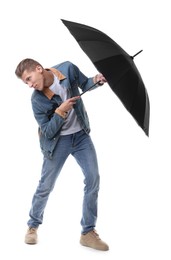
[[80, 230, 109, 251], [25, 227, 38, 244]]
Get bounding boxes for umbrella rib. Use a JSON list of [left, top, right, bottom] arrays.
[[112, 67, 138, 112]]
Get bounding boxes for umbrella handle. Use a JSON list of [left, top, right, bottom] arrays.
[[131, 50, 143, 59], [80, 80, 101, 96]]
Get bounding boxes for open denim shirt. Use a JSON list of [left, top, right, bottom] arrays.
[[31, 61, 98, 159]]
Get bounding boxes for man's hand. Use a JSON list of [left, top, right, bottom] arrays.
[[93, 73, 107, 85], [58, 96, 81, 112], [55, 96, 80, 119]]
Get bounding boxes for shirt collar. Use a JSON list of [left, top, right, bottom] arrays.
[[42, 68, 66, 100]]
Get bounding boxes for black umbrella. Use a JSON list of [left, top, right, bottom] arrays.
[[61, 19, 150, 136]]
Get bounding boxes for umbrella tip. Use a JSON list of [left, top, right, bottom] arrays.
[[144, 128, 149, 137], [61, 18, 67, 23], [131, 50, 143, 59]]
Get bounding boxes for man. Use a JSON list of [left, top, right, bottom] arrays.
[[15, 59, 109, 251]]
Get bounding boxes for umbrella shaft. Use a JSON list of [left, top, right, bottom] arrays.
[[80, 80, 101, 96]]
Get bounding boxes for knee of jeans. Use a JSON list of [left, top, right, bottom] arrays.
[[36, 181, 55, 196], [84, 174, 100, 191]]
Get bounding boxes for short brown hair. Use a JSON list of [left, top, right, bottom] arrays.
[[15, 58, 43, 78]]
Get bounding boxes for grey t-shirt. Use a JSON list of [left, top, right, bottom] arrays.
[[49, 74, 82, 135]]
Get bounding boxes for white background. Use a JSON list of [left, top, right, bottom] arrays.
[[0, 0, 170, 259]]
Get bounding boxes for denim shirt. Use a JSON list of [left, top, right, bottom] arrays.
[[31, 61, 97, 159]]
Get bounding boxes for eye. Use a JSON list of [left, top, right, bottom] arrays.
[[26, 76, 31, 83]]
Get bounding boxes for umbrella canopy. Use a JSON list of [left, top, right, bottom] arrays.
[[61, 19, 150, 136]]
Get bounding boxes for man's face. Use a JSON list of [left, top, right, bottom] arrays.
[[21, 66, 44, 91]]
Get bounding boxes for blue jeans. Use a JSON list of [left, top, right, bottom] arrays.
[[27, 130, 100, 234]]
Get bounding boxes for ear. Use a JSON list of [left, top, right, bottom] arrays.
[[36, 65, 43, 73]]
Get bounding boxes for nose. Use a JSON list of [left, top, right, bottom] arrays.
[[28, 82, 33, 88]]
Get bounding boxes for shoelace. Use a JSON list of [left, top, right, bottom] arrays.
[[90, 230, 101, 240], [28, 227, 37, 234]]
